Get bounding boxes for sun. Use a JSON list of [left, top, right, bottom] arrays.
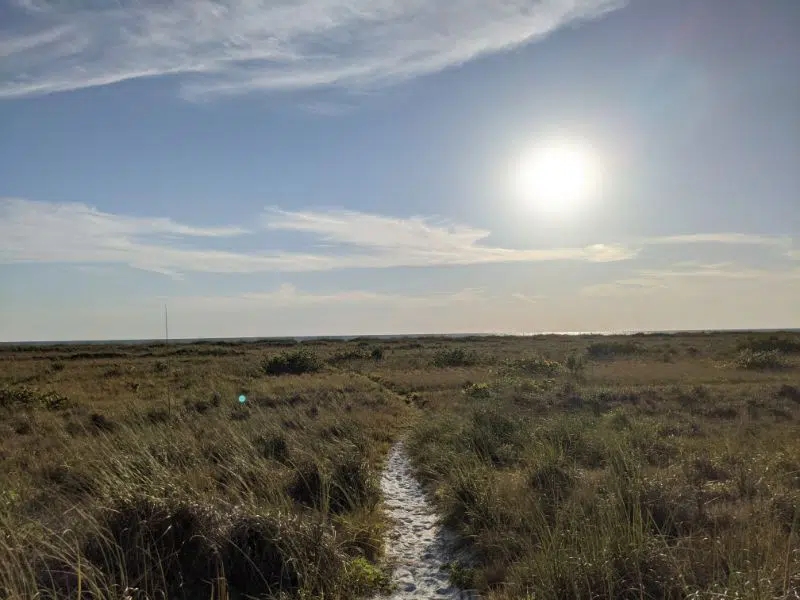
[[512, 140, 602, 215]]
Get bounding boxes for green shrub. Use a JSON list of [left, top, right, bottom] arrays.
[[464, 382, 492, 399], [327, 348, 369, 364], [737, 335, 800, 354], [0, 386, 72, 410], [586, 340, 641, 360], [733, 349, 787, 371], [345, 557, 390, 595], [504, 355, 562, 377], [263, 349, 323, 375], [432, 347, 479, 368]]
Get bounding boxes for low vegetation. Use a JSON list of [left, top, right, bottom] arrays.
[[0, 331, 798, 599]]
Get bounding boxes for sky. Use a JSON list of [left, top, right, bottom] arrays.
[[1, 0, 798, 341]]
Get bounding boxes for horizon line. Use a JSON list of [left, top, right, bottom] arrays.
[[2, 328, 799, 346]]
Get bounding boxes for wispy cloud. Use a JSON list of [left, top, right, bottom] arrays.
[[263, 207, 637, 265], [511, 292, 545, 304], [643, 233, 793, 249], [172, 283, 487, 311], [582, 263, 800, 297], [0, 198, 638, 275], [1, 0, 625, 100], [4, 199, 795, 277]]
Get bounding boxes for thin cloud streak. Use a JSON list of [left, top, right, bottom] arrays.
[[3, 199, 794, 277], [582, 263, 800, 297], [1, 0, 625, 99], [171, 283, 488, 311], [263, 207, 637, 264], [0, 198, 638, 274], [644, 233, 793, 248]]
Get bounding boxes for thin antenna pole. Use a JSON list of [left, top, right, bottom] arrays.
[[164, 303, 171, 418]]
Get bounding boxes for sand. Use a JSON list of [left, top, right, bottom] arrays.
[[372, 442, 476, 599]]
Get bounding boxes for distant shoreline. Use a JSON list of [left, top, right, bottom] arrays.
[[2, 329, 798, 346]]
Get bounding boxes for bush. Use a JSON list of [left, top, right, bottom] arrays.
[[145, 407, 170, 424], [103, 363, 128, 377], [733, 349, 787, 371], [0, 386, 72, 410], [263, 349, 323, 375], [777, 384, 800, 402], [738, 335, 800, 355], [464, 382, 492, 399], [12, 417, 32, 435], [254, 433, 290, 463], [328, 348, 369, 363], [370, 347, 385, 361], [564, 352, 585, 376], [504, 355, 562, 377], [432, 347, 479, 368], [89, 412, 115, 433], [586, 340, 641, 359]]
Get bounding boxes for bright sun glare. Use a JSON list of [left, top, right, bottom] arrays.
[[512, 140, 602, 215]]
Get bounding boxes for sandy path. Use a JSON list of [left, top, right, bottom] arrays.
[[373, 442, 475, 600]]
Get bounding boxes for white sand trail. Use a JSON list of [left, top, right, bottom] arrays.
[[373, 442, 476, 600]]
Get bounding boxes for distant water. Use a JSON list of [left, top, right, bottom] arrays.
[[3, 329, 798, 346]]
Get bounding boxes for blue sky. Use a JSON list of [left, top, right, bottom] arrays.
[[1, 0, 798, 341]]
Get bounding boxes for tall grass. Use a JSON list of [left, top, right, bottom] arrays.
[[0, 365, 406, 599], [407, 377, 800, 598], [1, 333, 797, 599]]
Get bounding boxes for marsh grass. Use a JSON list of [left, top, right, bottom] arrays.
[[407, 366, 800, 599], [1, 332, 797, 599], [0, 345, 409, 599]]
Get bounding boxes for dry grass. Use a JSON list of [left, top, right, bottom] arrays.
[[1, 331, 798, 599], [0, 342, 409, 599], [404, 333, 800, 599]]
